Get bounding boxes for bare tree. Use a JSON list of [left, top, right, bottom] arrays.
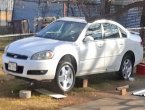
[[76, 0, 112, 21], [140, 0, 145, 40], [100, 0, 111, 16], [77, 0, 144, 21], [77, 0, 145, 40]]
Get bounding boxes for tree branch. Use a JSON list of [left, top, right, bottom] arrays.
[[86, 1, 144, 22]]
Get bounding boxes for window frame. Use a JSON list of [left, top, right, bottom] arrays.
[[118, 27, 127, 38]]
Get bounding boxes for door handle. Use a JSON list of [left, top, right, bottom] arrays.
[[97, 43, 103, 47]]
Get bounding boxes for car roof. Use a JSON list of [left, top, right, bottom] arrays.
[[57, 17, 127, 32], [58, 17, 121, 26], [58, 17, 87, 24]]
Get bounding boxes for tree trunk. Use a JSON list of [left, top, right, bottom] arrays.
[[100, 0, 111, 17], [140, 0, 145, 40], [100, 0, 106, 16], [105, 0, 111, 15]]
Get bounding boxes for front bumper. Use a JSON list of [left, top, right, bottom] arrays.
[[2, 54, 58, 81]]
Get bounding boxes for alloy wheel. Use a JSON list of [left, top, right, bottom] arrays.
[[122, 58, 132, 79], [58, 64, 74, 91]]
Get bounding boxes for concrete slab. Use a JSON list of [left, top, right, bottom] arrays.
[[60, 96, 145, 110], [49, 94, 67, 99], [35, 88, 67, 99]]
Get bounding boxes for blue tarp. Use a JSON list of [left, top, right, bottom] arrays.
[[13, 1, 63, 32]]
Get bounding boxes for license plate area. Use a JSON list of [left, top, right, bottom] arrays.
[[8, 62, 17, 71]]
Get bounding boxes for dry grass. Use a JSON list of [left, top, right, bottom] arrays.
[[0, 74, 59, 110], [0, 74, 99, 110], [0, 96, 59, 110], [0, 71, 120, 110], [0, 70, 91, 110], [0, 71, 144, 110]]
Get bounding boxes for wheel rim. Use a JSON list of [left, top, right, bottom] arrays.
[[122, 58, 132, 79], [58, 64, 74, 91]]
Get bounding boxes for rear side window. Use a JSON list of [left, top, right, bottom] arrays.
[[103, 23, 120, 39]]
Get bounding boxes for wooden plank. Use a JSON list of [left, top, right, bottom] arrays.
[[116, 85, 129, 91], [116, 85, 129, 96]]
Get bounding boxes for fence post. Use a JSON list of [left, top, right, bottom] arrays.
[[63, 1, 67, 17], [6, 8, 7, 26]]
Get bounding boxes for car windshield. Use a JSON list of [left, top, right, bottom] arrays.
[[36, 20, 86, 42]]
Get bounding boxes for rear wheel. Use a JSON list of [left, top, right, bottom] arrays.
[[119, 55, 133, 79], [55, 61, 75, 93]]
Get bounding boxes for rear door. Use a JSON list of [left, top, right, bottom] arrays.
[[102, 23, 125, 71]]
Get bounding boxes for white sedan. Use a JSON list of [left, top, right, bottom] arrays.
[[2, 17, 143, 92]]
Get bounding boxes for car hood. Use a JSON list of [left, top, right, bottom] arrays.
[[7, 37, 66, 56]]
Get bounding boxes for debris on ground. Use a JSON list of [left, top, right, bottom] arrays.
[[132, 89, 145, 96], [19, 90, 31, 99]]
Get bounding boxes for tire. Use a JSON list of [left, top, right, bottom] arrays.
[[55, 61, 75, 93], [119, 55, 134, 80]]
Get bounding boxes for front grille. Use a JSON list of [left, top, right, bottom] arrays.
[[5, 63, 24, 74], [6, 53, 28, 60]]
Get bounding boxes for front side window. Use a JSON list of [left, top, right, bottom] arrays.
[[36, 20, 86, 42], [103, 23, 120, 39], [87, 23, 102, 40]]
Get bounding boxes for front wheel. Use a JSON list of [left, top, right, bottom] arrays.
[[55, 61, 75, 93], [119, 55, 134, 80]]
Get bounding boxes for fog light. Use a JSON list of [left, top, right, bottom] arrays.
[[27, 70, 48, 75]]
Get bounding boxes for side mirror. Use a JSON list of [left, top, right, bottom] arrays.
[[83, 36, 94, 42]]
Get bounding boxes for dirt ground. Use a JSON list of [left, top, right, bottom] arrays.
[[0, 68, 145, 110]]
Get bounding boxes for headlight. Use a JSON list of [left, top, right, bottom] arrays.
[[4, 45, 9, 54], [31, 51, 54, 60]]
